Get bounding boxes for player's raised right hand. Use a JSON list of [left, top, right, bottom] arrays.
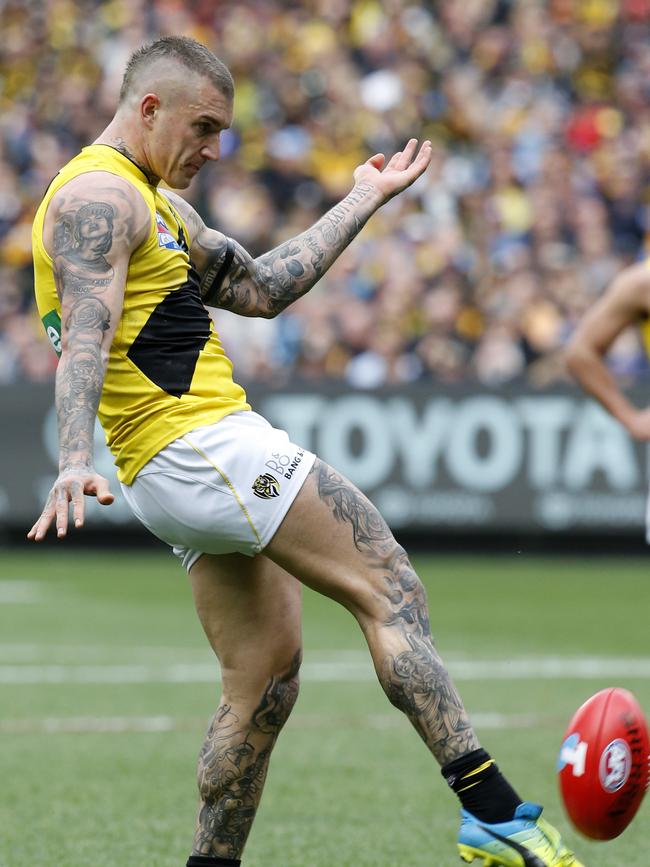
[[27, 467, 114, 541], [352, 138, 432, 202]]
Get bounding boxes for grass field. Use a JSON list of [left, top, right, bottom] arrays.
[[1, 548, 649, 867]]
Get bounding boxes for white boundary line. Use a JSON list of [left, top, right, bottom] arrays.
[[0, 656, 649, 684], [0, 711, 550, 734], [0, 581, 42, 604]]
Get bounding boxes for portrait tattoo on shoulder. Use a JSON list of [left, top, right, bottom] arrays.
[[53, 202, 115, 300]]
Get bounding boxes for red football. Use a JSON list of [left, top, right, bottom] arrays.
[[557, 687, 650, 840]]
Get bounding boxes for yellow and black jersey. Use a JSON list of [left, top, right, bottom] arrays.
[[33, 144, 249, 484]]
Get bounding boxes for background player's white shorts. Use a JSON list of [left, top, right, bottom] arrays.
[[120, 411, 315, 571]]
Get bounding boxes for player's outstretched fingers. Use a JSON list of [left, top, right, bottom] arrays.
[[404, 140, 432, 180], [388, 139, 418, 172], [384, 151, 403, 170], [88, 475, 115, 506], [71, 479, 86, 529], [399, 138, 418, 169], [55, 485, 71, 538], [73, 474, 114, 529], [27, 497, 55, 541]]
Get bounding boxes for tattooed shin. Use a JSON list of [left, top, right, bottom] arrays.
[[193, 651, 301, 858], [312, 460, 479, 765]]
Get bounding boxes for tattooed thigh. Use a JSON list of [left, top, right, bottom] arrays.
[[310, 459, 394, 557], [309, 460, 431, 625]]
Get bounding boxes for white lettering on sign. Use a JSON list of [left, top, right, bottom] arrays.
[[564, 402, 636, 490], [263, 396, 324, 447], [446, 397, 522, 491], [320, 395, 393, 489], [387, 398, 452, 488], [23, 388, 648, 529], [517, 397, 573, 488]]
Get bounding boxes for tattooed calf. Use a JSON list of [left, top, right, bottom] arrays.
[[193, 653, 301, 857]]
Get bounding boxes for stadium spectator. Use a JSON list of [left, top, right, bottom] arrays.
[[3, 0, 650, 385]]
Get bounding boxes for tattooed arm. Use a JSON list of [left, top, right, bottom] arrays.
[[566, 262, 650, 439], [165, 138, 432, 318], [28, 173, 150, 541]]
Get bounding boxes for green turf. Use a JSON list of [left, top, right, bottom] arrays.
[[0, 549, 649, 866]]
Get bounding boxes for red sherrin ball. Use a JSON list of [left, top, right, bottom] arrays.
[[557, 687, 650, 840]]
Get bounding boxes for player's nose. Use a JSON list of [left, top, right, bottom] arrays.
[[200, 136, 221, 162]]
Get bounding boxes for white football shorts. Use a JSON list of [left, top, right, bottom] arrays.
[[120, 410, 316, 571]]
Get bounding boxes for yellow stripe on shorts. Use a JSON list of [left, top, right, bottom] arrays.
[[182, 434, 263, 548]]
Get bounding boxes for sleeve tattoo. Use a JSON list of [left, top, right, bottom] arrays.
[[200, 182, 379, 317], [53, 200, 115, 468]]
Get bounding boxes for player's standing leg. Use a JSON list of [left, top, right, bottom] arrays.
[[186, 553, 302, 865]]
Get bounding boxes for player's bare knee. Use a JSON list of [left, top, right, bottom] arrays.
[[253, 647, 301, 732], [381, 544, 430, 633], [221, 647, 301, 732]]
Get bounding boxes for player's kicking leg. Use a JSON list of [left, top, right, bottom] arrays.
[[186, 552, 302, 866], [263, 459, 583, 867]]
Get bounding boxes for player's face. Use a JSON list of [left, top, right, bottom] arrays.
[[148, 78, 233, 189], [79, 213, 109, 240]]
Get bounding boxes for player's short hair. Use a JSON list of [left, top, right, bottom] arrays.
[[119, 36, 234, 104]]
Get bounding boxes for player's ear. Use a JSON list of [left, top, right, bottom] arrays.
[[140, 93, 160, 127]]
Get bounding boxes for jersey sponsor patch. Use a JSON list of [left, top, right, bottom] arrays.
[[155, 212, 182, 250]]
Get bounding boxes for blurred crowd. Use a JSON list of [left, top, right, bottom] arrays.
[[2, 0, 650, 388]]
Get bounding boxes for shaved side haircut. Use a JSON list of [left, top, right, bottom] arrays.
[[119, 35, 234, 103]]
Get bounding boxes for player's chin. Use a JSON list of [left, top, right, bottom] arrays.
[[165, 168, 195, 189], [168, 174, 192, 190], [181, 164, 201, 185]]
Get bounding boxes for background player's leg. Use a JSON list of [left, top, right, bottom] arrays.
[[265, 458, 479, 767], [188, 552, 302, 861]]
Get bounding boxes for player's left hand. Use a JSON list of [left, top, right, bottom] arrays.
[[353, 138, 432, 202], [27, 466, 114, 541]]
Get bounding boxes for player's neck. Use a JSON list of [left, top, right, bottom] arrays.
[[94, 121, 159, 186]]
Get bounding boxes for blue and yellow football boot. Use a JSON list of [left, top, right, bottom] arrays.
[[457, 802, 584, 866]]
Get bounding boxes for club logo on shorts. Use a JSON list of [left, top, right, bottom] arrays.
[[252, 473, 281, 500]]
